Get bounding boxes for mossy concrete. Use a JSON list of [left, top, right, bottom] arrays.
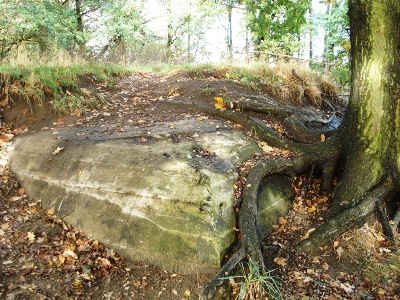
[[9, 120, 262, 274], [256, 175, 294, 237]]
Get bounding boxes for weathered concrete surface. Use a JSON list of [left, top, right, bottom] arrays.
[[9, 119, 262, 274], [256, 175, 294, 237]]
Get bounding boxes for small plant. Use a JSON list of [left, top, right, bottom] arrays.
[[363, 249, 400, 285], [200, 83, 216, 96], [221, 258, 283, 300]]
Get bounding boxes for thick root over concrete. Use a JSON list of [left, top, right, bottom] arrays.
[[166, 99, 399, 299]]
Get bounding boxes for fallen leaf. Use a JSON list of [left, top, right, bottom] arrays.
[[301, 228, 315, 241], [52, 147, 64, 155], [258, 141, 275, 153], [214, 97, 226, 111], [274, 257, 287, 267], [336, 246, 344, 259], [278, 216, 287, 226], [29, 207, 38, 215], [312, 256, 320, 264], [2, 260, 12, 265], [72, 279, 82, 287], [303, 276, 313, 283], [0, 97, 8, 107], [97, 257, 110, 267], [13, 127, 28, 135], [307, 205, 317, 213], [27, 232, 35, 241], [184, 290, 191, 296], [81, 273, 91, 280], [340, 282, 355, 294], [58, 255, 65, 266], [379, 247, 391, 253], [228, 277, 238, 288], [63, 249, 78, 259], [0, 134, 10, 144], [320, 133, 326, 141]]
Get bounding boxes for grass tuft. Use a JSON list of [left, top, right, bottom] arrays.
[[221, 258, 283, 300]]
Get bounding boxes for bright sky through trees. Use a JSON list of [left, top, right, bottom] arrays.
[[140, 0, 326, 62]]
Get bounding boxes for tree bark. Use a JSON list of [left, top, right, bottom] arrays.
[[75, 0, 86, 53], [329, 0, 400, 216]]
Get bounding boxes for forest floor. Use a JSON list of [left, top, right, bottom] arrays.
[[1, 70, 399, 299]]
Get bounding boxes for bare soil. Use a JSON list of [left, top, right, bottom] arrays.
[[1, 71, 399, 299]]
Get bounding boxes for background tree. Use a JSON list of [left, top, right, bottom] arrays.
[[65, 0, 109, 53], [317, 0, 350, 86], [244, 0, 311, 54], [0, 0, 79, 59], [89, 0, 149, 61], [213, 0, 244, 60], [160, 0, 217, 62]]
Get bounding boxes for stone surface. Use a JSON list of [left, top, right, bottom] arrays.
[[256, 175, 294, 237], [9, 119, 262, 274]]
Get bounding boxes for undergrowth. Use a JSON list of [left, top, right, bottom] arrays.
[[180, 62, 339, 107], [0, 64, 130, 113]]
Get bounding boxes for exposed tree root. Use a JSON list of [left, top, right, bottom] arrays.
[[302, 165, 315, 198], [164, 98, 398, 299], [296, 178, 395, 253], [227, 95, 341, 144], [200, 248, 246, 299], [377, 200, 396, 244], [394, 208, 400, 229]]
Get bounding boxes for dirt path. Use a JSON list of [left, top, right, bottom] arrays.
[[1, 72, 399, 299]]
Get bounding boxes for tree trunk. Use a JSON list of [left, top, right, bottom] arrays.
[[227, 2, 233, 61], [323, 2, 332, 61], [195, 0, 400, 296], [75, 0, 85, 53], [166, 0, 173, 62], [329, 0, 400, 216], [308, 6, 313, 59]]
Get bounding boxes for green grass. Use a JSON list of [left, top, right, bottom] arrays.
[[220, 258, 283, 300], [0, 64, 131, 112], [363, 250, 400, 284]]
